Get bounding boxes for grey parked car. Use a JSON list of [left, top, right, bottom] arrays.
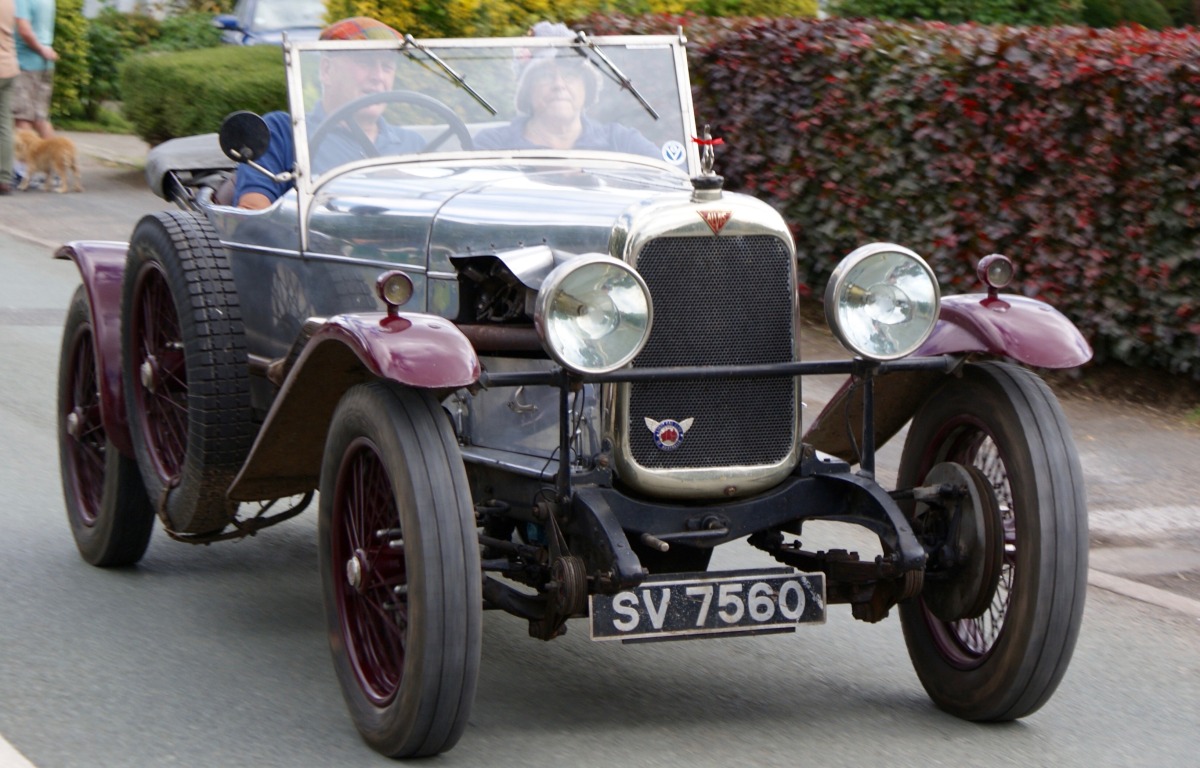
[[56, 30, 1093, 759]]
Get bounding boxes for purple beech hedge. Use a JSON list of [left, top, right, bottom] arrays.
[[579, 13, 1200, 377]]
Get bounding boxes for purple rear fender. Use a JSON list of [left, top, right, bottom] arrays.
[[228, 313, 481, 501], [803, 293, 1092, 463], [55, 241, 134, 456]]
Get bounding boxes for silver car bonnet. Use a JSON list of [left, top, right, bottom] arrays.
[[305, 156, 695, 271]]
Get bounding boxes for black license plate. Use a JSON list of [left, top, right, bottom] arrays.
[[589, 567, 825, 642]]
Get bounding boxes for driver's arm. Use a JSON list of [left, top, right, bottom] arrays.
[[238, 192, 273, 210], [234, 112, 296, 209]]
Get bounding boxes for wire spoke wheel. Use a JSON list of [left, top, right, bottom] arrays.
[[130, 261, 188, 483], [58, 286, 155, 566], [319, 382, 480, 758], [898, 362, 1088, 721], [63, 313, 106, 521], [333, 439, 408, 705]]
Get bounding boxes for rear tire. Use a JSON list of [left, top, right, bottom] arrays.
[[59, 286, 155, 566], [898, 362, 1087, 721], [122, 211, 254, 534], [319, 382, 481, 758]]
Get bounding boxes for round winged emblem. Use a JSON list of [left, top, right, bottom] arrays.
[[643, 417, 695, 451]]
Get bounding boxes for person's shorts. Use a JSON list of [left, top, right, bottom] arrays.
[[13, 70, 53, 123]]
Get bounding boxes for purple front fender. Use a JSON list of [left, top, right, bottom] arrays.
[[55, 241, 134, 456], [803, 293, 1092, 462], [228, 313, 481, 501], [919, 293, 1092, 368]]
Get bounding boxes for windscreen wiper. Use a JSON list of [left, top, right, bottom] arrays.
[[402, 35, 497, 116], [573, 31, 659, 121]]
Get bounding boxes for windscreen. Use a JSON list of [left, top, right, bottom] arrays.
[[290, 38, 695, 180]]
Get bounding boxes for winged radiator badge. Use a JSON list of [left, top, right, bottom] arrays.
[[644, 417, 695, 451]]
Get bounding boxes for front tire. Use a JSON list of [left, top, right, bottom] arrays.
[[898, 362, 1087, 721], [59, 286, 155, 566], [319, 382, 481, 758]]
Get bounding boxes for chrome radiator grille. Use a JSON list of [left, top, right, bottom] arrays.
[[627, 235, 795, 470]]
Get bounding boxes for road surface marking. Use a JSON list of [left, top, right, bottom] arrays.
[[0, 735, 35, 768]]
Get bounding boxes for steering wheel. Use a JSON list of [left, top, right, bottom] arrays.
[[308, 90, 474, 162]]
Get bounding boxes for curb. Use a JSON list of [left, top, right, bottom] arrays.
[[1088, 569, 1200, 621], [62, 132, 148, 169]]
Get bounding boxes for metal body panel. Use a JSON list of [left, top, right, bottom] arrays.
[[921, 294, 1093, 368], [54, 241, 134, 456], [210, 189, 302, 253], [426, 160, 691, 259], [228, 312, 480, 501], [325, 313, 481, 388], [302, 158, 690, 318], [144, 132, 234, 199], [451, 356, 601, 462]]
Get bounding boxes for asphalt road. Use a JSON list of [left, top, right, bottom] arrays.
[[0, 139, 1198, 767]]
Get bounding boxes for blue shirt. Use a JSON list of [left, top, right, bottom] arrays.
[[234, 106, 426, 206], [474, 116, 660, 158], [14, 0, 53, 72]]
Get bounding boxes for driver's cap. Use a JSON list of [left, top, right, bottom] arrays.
[[319, 17, 402, 41]]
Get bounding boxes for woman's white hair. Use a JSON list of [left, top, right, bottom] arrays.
[[513, 21, 602, 114]]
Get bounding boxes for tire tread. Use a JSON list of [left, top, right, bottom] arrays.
[[123, 210, 254, 533]]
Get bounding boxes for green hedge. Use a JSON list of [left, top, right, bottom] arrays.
[[84, 10, 226, 121], [1082, 0, 1173, 28], [50, 0, 89, 120], [120, 45, 287, 145]]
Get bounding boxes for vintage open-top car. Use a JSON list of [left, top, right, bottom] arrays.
[[56, 29, 1092, 758]]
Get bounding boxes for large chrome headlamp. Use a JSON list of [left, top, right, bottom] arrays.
[[534, 255, 653, 374], [824, 243, 940, 361]]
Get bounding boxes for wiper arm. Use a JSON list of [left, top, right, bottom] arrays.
[[573, 31, 659, 121], [402, 35, 497, 116]]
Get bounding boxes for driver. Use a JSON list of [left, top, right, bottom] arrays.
[[235, 17, 423, 210]]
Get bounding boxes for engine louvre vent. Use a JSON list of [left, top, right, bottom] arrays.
[[627, 235, 795, 470]]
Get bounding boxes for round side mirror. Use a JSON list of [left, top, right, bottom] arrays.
[[219, 111, 271, 164]]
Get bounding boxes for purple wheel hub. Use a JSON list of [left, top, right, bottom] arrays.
[[63, 321, 105, 525], [331, 437, 409, 706], [129, 263, 188, 484]]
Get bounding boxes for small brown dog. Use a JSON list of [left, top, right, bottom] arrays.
[[14, 129, 84, 193]]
